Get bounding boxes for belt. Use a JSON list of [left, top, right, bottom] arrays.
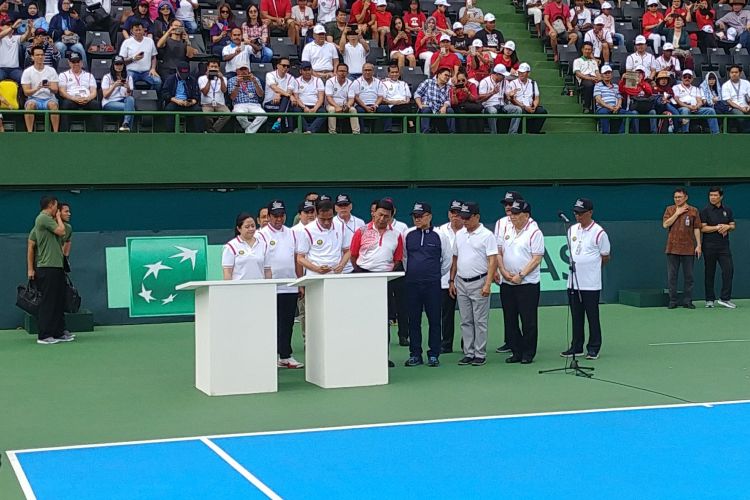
[[459, 273, 488, 283]]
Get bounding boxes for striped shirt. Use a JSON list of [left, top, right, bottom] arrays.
[[593, 81, 620, 108]]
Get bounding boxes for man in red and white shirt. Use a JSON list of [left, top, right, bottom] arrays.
[[296, 198, 350, 275], [335, 193, 365, 273]]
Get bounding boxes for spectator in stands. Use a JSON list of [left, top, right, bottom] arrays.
[[101, 55, 135, 132], [593, 64, 633, 133], [459, 0, 484, 37], [700, 70, 730, 116], [0, 19, 33, 83], [349, 0, 375, 36], [618, 65, 655, 133], [415, 66, 454, 133], [479, 63, 521, 133], [123, 1, 154, 39], [544, 0, 577, 62], [325, 9, 348, 42], [569, 0, 593, 36], [585, 17, 611, 64], [199, 59, 231, 133], [431, 0, 452, 33], [82, 0, 119, 42], [348, 62, 390, 131], [692, 0, 717, 51], [121, 22, 162, 90], [527, 0, 549, 38], [662, 187, 701, 309], [152, 0, 176, 39], [21, 46, 59, 132], [664, 0, 688, 29], [415, 17, 440, 74], [626, 35, 656, 79], [242, 8, 273, 63], [210, 3, 236, 56], [175, 0, 198, 33], [653, 15, 691, 65], [451, 22, 470, 62], [722, 64, 750, 132], [404, 0, 426, 39], [573, 41, 601, 113], [290, 0, 314, 46], [371, 0, 392, 48], [672, 69, 720, 134], [652, 70, 679, 132], [599, 2, 623, 47], [0, 1, 10, 26], [475, 13, 505, 57], [450, 68, 483, 133], [717, 0, 750, 50], [261, 0, 293, 37], [58, 52, 101, 132], [229, 62, 267, 133], [430, 34, 460, 77], [24, 29, 60, 69], [302, 24, 339, 80], [642, 0, 665, 53], [494, 39, 519, 75], [290, 60, 325, 133], [508, 63, 547, 133], [223, 28, 253, 78], [263, 56, 294, 132], [653, 43, 681, 77], [466, 39, 491, 84], [156, 19, 197, 81], [387, 16, 417, 68], [49, 0, 86, 63], [317, 0, 341, 25], [18, 2, 47, 34], [339, 25, 369, 79], [382, 64, 415, 130], [162, 60, 203, 132], [325, 62, 360, 133]]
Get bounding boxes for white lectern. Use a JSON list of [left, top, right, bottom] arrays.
[[177, 279, 293, 396], [291, 272, 404, 389]]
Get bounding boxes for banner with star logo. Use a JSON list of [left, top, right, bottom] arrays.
[[126, 236, 208, 317]]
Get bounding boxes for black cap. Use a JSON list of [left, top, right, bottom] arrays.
[[376, 198, 395, 213], [34, 28, 47, 35], [459, 201, 480, 219], [298, 200, 316, 213], [68, 52, 82, 62], [448, 199, 463, 212], [267, 199, 286, 215], [509, 199, 531, 214], [335, 194, 351, 205], [113, 55, 126, 64], [411, 202, 431, 215], [503, 191, 522, 205], [177, 61, 190, 73], [318, 194, 332, 202], [573, 198, 594, 213], [300, 61, 313, 69]]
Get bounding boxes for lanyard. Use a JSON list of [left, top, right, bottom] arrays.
[[732, 81, 742, 100]]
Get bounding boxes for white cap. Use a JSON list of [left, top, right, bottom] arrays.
[[594, 16, 605, 25], [634, 35, 647, 44], [702, 25, 714, 33], [434, 0, 449, 5], [647, 0, 659, 5], [600, 64, 613, 73], [601, 1, 612, 8], [518, 62, 531, 73], [453, 21, 464, 29], [634, 65, 646, 73], [484, 13, 496, 22], [439, 33, 452, 42], [682, 69, 694, 76], [313, 24, 326, 34], [504, 40, 516, 51], [493, 64, 510, 76], [662, 42, 674, 50], [471, 39, 483, 48], [376, 0, 386, 5]]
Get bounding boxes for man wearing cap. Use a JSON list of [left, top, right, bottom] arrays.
[[544, 0, 578, 62], [653, 43, 681, 77], [437, 200, 464, 353], [594, 65, 633, 133], [459, 0, 484, 37], [474, 13, 505, 57], [700, 187, 737, 309], [722, 64, 750, 132], [370, 0, 391, 49], [58, 52, 101, 132], [599, 2, 624, 47], [478, 63, 522, 133], [261, 200, 305, 369], [402, 202, 453, 367], [21, 45, 60, 132], [335, 194, 365, 274], [24, 28, 61, 69], [348, 62, 391, 132], [718, 0, 750, 50], [626, 35, 656, 80], [297, 198, 350, 277], [162, 60, 204, 132], [508, 63, 547, 133], [561, 198, 610, 360], [497, 199, 544, 364], [301, 25, 339, 80], [585, 17, 612, 64], [573, 42, 601, 113], [663, 188, 702, 309], [228, 63, 267, 133], [672, 69, 720, 134], [325, 63, 360, 134], [415, 67, 455, 133], [451, 22, 470, 61], [0, 19, 33, 84], [120, 22, 162, 91], [643, 0, 664, 53], [449, 202, 497, 366], [290, 61, 326, 133], [430, 33, 461, 77]]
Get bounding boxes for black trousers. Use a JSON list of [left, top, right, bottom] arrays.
[[407, 280, 442, 358], [501, 282, 540, 360], [580, 79, 594, 111], [388, 276, 409, 340], [35, 267, 66, 340], [264, 96, 293, 131], [164, 102, 205, 132], [568, 288, 601, 354], [277, 293, 297, 359], [525, 106, 547, 134], [453, 102, 484, 133], [704, 246, 733, 301], [441, 288, 457, 351], [61, 98, 103, 132], [667, 254, 694, 305]]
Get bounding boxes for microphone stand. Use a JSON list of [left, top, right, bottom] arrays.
[[539, 213, 594, 378]]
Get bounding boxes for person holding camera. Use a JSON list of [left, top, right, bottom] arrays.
[[161, 60, 204, 132], [229, 63, 267, 133], [430, 33, 460, 77], [101, 55, 136, 132], [49, 0, 87, 64], [450, 69, 483, 133], [156, 19, 197, 81], [198, 59, 230, 133], [21, 45, 59, 132], [339, 24, 369, 79], [0, 19, 33, 84], [415, 17, 440, 74], [24, 28, 61, 68], [478, 63, 521, 134], [386, 17, 417, 69]]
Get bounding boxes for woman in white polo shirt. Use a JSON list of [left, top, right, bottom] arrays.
[[222, 212, 271, 280]]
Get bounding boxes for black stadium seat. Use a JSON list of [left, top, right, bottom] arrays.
[[133, 89, 159, 132], [86, 31, 115, 57], [90, 58, 113, 81]]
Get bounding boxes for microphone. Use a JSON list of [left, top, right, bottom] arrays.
[[557, 211, 570, 223]]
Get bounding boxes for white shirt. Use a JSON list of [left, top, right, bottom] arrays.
[[291, 5, 314, 36], [343, 43, 367, 74], [317, 0, 339, 24], [0, 34, 21, 68], [21, 65, 59, 100], [175, 0, 197, 22], [573, 57, 598, 83], [721, 78, 750, 107], [290, 75, 324, 106], [495, 216, 538, 250], [263, 70, 293, 105], [672, 83, 701, 107], [301, 40, 339, 72], [119, 36, 158, 73], [392, 219, 409, 236], [584, 30, 612, 58], [437, 221, 461, 289], [336, 214, 365, 273], [625, 52, 656, 73], [197, 74, 227, 105], [452, 223, 498, 279], [478, 76, 506, 108], [567, 221, 610, 290], [101, 74, 134, 106], [652, 55, 681, 73], [59, 70, 97, 99], [499, 219, 545, 285], [507, 78, 539, 107], [348, 76, 385, 106], [259, 224, 299, 294], [351, 222, 404, 272], [222, 43, 254, 74], [325, 77, 352, 106], [222, 235, 269, 280], [382, 78, 411, 106], [296, 220, 347, 274], [569, 7, 592, 28]]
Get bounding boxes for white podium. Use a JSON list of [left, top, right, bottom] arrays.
[[291, 272, 404, 389], [177, 279, 293, 396]]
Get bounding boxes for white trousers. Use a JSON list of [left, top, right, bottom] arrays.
[[233, 102, 267, 133]]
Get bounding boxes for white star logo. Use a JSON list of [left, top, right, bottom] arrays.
[[143, 261, 172, 280], [138, 284, 156, 303], [169, 246, 199, 270], [161, 293, 177, 305]]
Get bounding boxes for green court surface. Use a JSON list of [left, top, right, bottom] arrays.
[[2, 303, 750, 499]]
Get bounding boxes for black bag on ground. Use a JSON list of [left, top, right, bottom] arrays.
[[64, 274, 82, 314], [17, 281, 42, 316]]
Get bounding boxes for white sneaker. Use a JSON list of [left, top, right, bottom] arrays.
[[37, 337, 60, 345], [705, 300, 715, 308], [717, 300, 737, 309], [58, 333, 76, 342], [278, 356, 304, 369]]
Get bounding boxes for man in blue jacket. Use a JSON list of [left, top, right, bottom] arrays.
[[161, 61, 204, 132], [403, 202, 453, 367]]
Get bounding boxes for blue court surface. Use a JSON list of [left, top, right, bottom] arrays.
[[9, 400, 750, 499]]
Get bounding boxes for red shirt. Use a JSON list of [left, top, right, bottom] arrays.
[[430, 51, 461, 74], [261, 0, 291, 18], [404, 12, 426, 31], [349, 0, 376, 24], [387, 32, 413, 51], [641, 11, 664, 36], [415, 30, 440, 55], [450, 82, 479, 105], [431, 10, 449, 30], [695, 8, 715, 29], [544, 1, 570, 23], [374, 10, 392, 28], [664, 7, 687, 28], [467, 53, 492, 81], [494, 53, 520, 71], [350, 222, 404, 272]]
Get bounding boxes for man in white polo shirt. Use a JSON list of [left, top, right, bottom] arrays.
[[561, 198, 610, 361], [301, 24, 339, 80], [449, 201, 498, 366], [325, 63, 360, 134], [437, 199, 464, 353], [260, 199, 304, 369], [119, 21, 161, 90], [348, 62, 391, 132], [296, 198, 350, 276], [335, 193, 365, 273], [497, 199, 545, 364], [290, 61, 326, 133]]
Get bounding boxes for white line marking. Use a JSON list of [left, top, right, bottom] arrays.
[[649, 339, 750, 346], [6, 451, 37, 500], [199, 438, 281, 500]]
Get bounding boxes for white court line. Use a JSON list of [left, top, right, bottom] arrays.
[[649, 339, 750, 346], [199, 438, 281, 500], [6, 451, 37, 500]]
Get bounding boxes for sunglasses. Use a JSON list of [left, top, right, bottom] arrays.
[[682, 75, 693, 79], [279, 63, 290, 67], [220, 9, 230, 13]]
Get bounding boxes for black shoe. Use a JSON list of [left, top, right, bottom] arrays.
[[521, 357, 533, 364], [398, 337, 409, 346], [560, 348, 584, 358], [495, 344, 511, 353], [404, 356, 423, 367], [458, 356, 474, 365], [585, 352, 599, 360], [441, 346, 453, 354], [471, 357, 486, 366], [427, 356, 440, 367], [668, 303, 678, 309], [684, 303, 696, 309], [388, 360, 395, 368], [505, 355, 522, 364]]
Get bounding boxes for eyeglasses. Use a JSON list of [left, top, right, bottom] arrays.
[[220, 10, 230, 13]]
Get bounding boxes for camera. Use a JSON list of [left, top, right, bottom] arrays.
[[208, 70, 219, 80], [455, 82, 465, 88], [174, 27, 184, 34], [41, 79, 48, 86], [347, 24, 358, 32]]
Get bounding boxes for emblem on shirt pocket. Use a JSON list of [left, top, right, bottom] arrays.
[[571, 236, 577, 241], [238, 250, 245, 255], [270, 240, 276, 246], [504, 235, 510, 240], [316, 239, 323, 245]]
